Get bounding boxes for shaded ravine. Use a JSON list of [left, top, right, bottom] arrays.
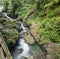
[[0, 5, 31, 59], [0, 5, 47, 59]]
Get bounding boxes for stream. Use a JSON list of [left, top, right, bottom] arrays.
[[12, 23, 31, 59], [0, 5, 31, 59]]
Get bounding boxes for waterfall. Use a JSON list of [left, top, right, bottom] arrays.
[[0, 5, 14, 20], [3, 13, 13, 20], [21, 23, 27, 33], [0, 5, 3, 12], [13, 23, 30, 59]]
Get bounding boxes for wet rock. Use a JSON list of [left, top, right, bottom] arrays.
[[18, 48, 23, 53], [21, 56, 34, 59], [14, 49, 23, 55], [28, 55, 34, 59], [30, 22, 40, 43], [21, 57, 27, 59], [25, 34, 35, 44], [37, 55, 44, 59], [46, 54, 54, 59]]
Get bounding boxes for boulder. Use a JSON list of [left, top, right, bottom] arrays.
[[30, 22, 41, 43], [28, 55, 34, 59], [25, 34, 35, 44]]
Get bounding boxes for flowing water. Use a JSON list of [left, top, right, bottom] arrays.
[[0, 5, 30, 59], [12, 23, 30, 59], [0, 4, 13, 20], [0, 5, 3, 12], [3, 13, 13, 20]]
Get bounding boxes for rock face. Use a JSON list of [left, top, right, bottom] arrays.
[[30, 22, 40, 42], [21, 55, 34, 59], [45, 42, 60, 59]]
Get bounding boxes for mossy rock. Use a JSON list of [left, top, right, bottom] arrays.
[[2, 29, 20, 43], [21, 56, 34, 59], [21, 57, 26, 59], [0, 18, 6, 24], [25, 34, 35, 44], [28, 55, 34, 59], [30, 22, 41, 42], [0, 18, 21, 31]]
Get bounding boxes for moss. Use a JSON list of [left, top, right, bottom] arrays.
[[25, 34, 35, 44], [38, 17, 60, 43], [2, 29, 20, 43], [5, 39, 11, 46], [0, 18, 20, 45], [0, 18, 6, 24], [44, 0, 60, 8]]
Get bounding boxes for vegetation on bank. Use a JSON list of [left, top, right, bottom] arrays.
[[0, 0, 60, 59], [26, 0, 60, 44], [0, 18, 20, 45]]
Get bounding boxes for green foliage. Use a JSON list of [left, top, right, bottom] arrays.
[[0, 18, 20, 44], [22, 0, 60, 44], [2, 28, 20, 43], [3, 0, 22, 17], [3, 0, 9, 12], [36, 0, 49, 10], [0, 18, 6, 24], [40, 17, 60, 43], [8, 0, 22, 14], [5, 39, 11, 46], [3, 29, 19, 38]]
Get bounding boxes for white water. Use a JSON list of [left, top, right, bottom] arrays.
[[21, 23, 27, 33], [0, 5, 3, 12], [13, 38, 30, 59], [16, 38, 30, 59], [13, 23, 30, 59], [0, 5, 13, 20], [3, 13, 13, 20]]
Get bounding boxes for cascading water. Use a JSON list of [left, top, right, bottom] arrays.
[[3, 13, 13, 20], [21, 23, 27, 33], [0, 5, 13, 20], [12, 23, 30, 59], [0, 5, 3, 12]]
